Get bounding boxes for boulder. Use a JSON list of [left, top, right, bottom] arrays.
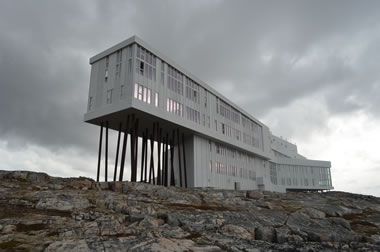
[[221, 224, 254, 240], [246, 191, 264, 200], [45, 239, 90, 252], [255, 226, 275, 242], [35, 193, 90, 211]]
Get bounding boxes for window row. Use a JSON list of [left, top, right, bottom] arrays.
[[136, 46, 156, 81], [242, 115, 262, 134], [166, 98, 183, 117], [104, 46, 132, 82], [210, 161, 256, 180], [214, 142, 254, 164], [137, 46, 156, 65], [186, 106, 200, 124], [134, 83, 159, 107], [217, 98, 240, 124], [270, 162, 277, 185], [274, 164, 332, 187], [243, 132, 263, 149], [167, 65, 183, 95], [185, 78, 200, 103]]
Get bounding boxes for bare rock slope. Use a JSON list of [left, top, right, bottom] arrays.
[[0, 170, 379, 251]]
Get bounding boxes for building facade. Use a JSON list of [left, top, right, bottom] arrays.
[[84, 36, 333, 192]]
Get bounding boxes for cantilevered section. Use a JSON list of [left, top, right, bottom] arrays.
[[84, 35, 333, 192]]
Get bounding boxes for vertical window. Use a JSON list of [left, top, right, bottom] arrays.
[[155, 92, 159, 107], [128, 59, 132, 73], [106, 89, 113, 104], [88, 96, 93, 111], [115, 49, 122, 78], [142, 87, 146, 102], [134, 83, 138, 98], [161, 61, 165, 85], [204, 89, 207, 107], [138, 85, 143, 100], [105, 56, 109, 82], [147, 89, 151, 104], [120, 85, 125, 98]]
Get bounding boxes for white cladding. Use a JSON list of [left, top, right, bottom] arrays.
[[84, 36, 333, 192]]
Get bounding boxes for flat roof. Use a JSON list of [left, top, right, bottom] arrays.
[[90, 35, 268, 130]]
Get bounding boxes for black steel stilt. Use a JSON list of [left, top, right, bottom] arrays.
[[144, 128, 148, 183], [148, 123, 156, 184], [182, 133, 187, 188], [134, 119, 139, 181], [177, 128, 182, 187], [161, 137, 165, 186], [170, 131, 175, 186], [114, 122, 122, 182], [131, 118, 139, 182], [105, 121, 109, 182], [128, 115, 135, 182], [97, 122, 103, 182], [157, 127, 162, 186], [130, 122, 135, 182], [140, 132, 146, 182], [164, 134, 169, 187], [119, 115, 130, 181]]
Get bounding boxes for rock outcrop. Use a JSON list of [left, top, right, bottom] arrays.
[[0, 170, 379, 251]]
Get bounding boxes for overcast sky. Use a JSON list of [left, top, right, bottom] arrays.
[[1, 0, 379, 196]]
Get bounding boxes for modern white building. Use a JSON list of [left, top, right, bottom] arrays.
[[84, 36, 333, 192]]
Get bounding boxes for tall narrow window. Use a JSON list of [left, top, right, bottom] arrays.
[[104, 56, 109, 82], [155, 92, 159, 107], [134, 83, 138, 98], [161, 61, 165, 85], [138, 85, 143, 100], [120, 85, 125, 98], [128, 59, 132, 73], [106, 89, 113, 104], [147, 89, 151, 104], [115, 49, 122, 78], [88, 96, 93, 111]]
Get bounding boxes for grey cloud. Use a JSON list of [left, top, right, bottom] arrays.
[[1, 0, 380, 154]]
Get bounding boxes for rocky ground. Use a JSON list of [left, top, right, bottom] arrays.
[[0, 170, 379, 251]]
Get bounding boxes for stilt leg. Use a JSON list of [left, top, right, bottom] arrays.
[[170, 130, 175, 186], [97, 122, 103, 182], [157, 127, 162, 186], [177, 128, 182, 187], [144, 128, 148, 182], [131, 118, 139, 182], [114, 122, 122, 182], [119, 115, 130, 181], [105, 121, 109, 182], [164, 134, 169, 187], [182, 133, 187, 188], [140, 132, 146, 182]]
